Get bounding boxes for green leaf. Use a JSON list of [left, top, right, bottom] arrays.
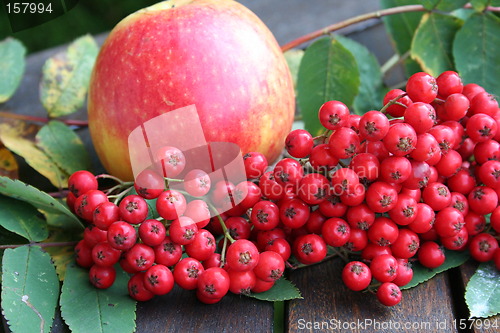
[[336, 35, 384, 115], [411, 13, 463, 77], [297, 37, 360, 135], [284, 49, 304, 93], [381, 0, 424, 75], [36, 121, 91, 175], [421, 0, 468, 11], [40, 35, 98, 117], [43, 228, 81, 281], [247, 278, 303, 301], [60, 263, 137, 333], [465, 262, 500, 318], [0, 38, 26, 103], [0, 176, 83, 228], [402, 250, 470, 289], [454, 12, 500, 97], [0, 121, 69, 187], [471, 0, 489, 11], [0, 196, 48, 242], [1, 246, 60, 333]]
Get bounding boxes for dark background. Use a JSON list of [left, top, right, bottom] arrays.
[[0, 0, 382, 53]]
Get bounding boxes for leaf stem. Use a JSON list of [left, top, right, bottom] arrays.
[[280, 5, 427, 52], [0, 111, 88, 127], [0, 241, 78, 250]]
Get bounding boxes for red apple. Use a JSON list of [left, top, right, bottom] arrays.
[[88, 0, 295, 181]]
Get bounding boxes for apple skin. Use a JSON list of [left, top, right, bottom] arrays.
[[88, 0, 295, 181]]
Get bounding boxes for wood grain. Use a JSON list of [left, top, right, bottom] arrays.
[[287, 257, 458, 333], [135, 285, 273, 333]]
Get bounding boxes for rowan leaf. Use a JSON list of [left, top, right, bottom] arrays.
[[1, 246, 59, 333], [0, 38, 25, 103], [0, 195, 48, 242], [247, 278, 303, 301], [465, 262, 500, 318], [40, 35, 98, 117]]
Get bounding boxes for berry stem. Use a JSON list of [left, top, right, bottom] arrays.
[[330, 247, 350, 263], [280, 5, 426, 52], [207, 203, 236, 244], [0, 111, 89, 127], [96, 173, 129, 184], [379, 92, 407, 114], [110, 186, 134, 205], [281, 4, 500, 52], [47, 190, 70, 198], [0, 241, 78, 250], [220, 236, 228, 268]]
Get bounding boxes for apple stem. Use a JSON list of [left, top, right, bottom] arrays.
[[0, 111, 88, 127], [280, 4, 500, 52]]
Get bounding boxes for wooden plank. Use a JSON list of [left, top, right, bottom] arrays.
[[135, 286, 274, 332], [287, 257, 458, 333], [459, 261, 500, 333]]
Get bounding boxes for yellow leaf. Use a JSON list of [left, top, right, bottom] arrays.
[[0, 146, 18, 179], [0, 121, 68, 187]]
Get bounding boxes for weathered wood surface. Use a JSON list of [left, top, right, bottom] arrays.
[[3, 11, 499, 333]]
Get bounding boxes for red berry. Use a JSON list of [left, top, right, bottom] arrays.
[[359, 110, 390, 141], [75, 239, 93, 268], [468, 186, 498, 215], [134, 168, 164, 199], [89, 265, 116, 289], [418, 241, 445, 269], [119, 195, 148, 224], [383, 89, 412, 117], [169, 216, 198, 245], [318, 100, 350, 130], [250, 200, 280, 231], [328, 127, 360, 159], [377, 282, 402, 306], [383, 123, 417, 156], [243, 152, 268, 180], [153, 236, 182, 267], [197, 267, 230, 299], [293, 234, 327, 265], [173, 257, 205, 290], [253, 251, 285, 282], [184, 199, 211, 229], [107, 221, 137, 251], [68, 170, 98, 197], [285, 129, 314, 158], [406, 72, 438, 103], [436, 71, 463, 98], [392, 259, 413, 287], [92, 242, 121, 267], [156, 190, 187, 220], [139, 219, 166, 247], [226, 239, 260, 272], [367, 217, 399, 247], [365, 182, 398, 213], [279, 198, 310, 229], [391, 229, 420, 259], [75, 190, 108, 222], [184, 229, 216, 261], [226, 270, 256, 295], [404, 102, 436, 134], [126, 243, 155, 271], [264, 238, 292, 261], [469, 233, 499, 262], [155, 146, 186, 178], [370, 254, 398, 283], [143, 264, 174, 295], [183, 169, 211, 197], [341, 261, 371, 291], [93, 202, 120, 230], [128, 272, 154, 301]]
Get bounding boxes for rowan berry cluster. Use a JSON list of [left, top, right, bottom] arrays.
[[67, 70, 500, 306]]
